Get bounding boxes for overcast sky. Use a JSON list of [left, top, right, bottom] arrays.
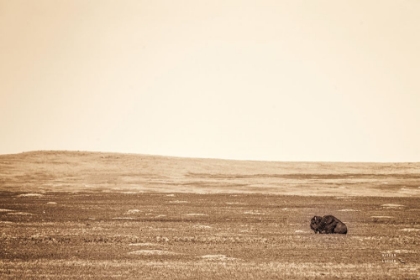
[[1, 0, 419, 162]]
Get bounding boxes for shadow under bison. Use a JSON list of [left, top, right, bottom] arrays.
[[311, 215, 347, 234]]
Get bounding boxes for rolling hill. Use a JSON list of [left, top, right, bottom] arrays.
[[1, 150, 419, 196]]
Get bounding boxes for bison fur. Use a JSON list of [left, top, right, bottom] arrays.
[[310, 215, 347, 234]]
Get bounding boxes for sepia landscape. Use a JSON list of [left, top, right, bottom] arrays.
[[2, 0, 420, 278], [1, 151, 419, 279]]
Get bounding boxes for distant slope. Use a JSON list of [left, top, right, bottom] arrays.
[[1, 151, 420, 196]]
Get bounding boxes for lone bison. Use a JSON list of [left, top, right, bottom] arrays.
[[310, 215, 347, 234]]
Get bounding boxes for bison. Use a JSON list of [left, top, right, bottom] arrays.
[[310, 215, 347, 234]]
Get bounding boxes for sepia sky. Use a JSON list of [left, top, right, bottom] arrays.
[[1, 0, 419, 162]]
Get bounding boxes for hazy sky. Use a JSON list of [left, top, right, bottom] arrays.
[[1, 0, 419, 162]]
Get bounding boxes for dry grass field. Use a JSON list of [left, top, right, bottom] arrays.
[[1, 151, 419, 279]]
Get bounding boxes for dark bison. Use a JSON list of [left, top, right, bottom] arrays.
[[310, 215, 347, 234]]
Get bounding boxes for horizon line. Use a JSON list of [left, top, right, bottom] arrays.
[[1, 149, 419, 164]]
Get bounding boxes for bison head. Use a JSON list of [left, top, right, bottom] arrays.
[[310, 216, 322, 233]]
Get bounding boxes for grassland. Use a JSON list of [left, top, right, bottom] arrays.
[[0, 151, 419, 279]]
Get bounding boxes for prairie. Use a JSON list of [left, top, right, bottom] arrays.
[[0, 151, 419, 279]]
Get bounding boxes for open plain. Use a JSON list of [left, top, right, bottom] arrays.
[[1, 151, 419, 279]]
